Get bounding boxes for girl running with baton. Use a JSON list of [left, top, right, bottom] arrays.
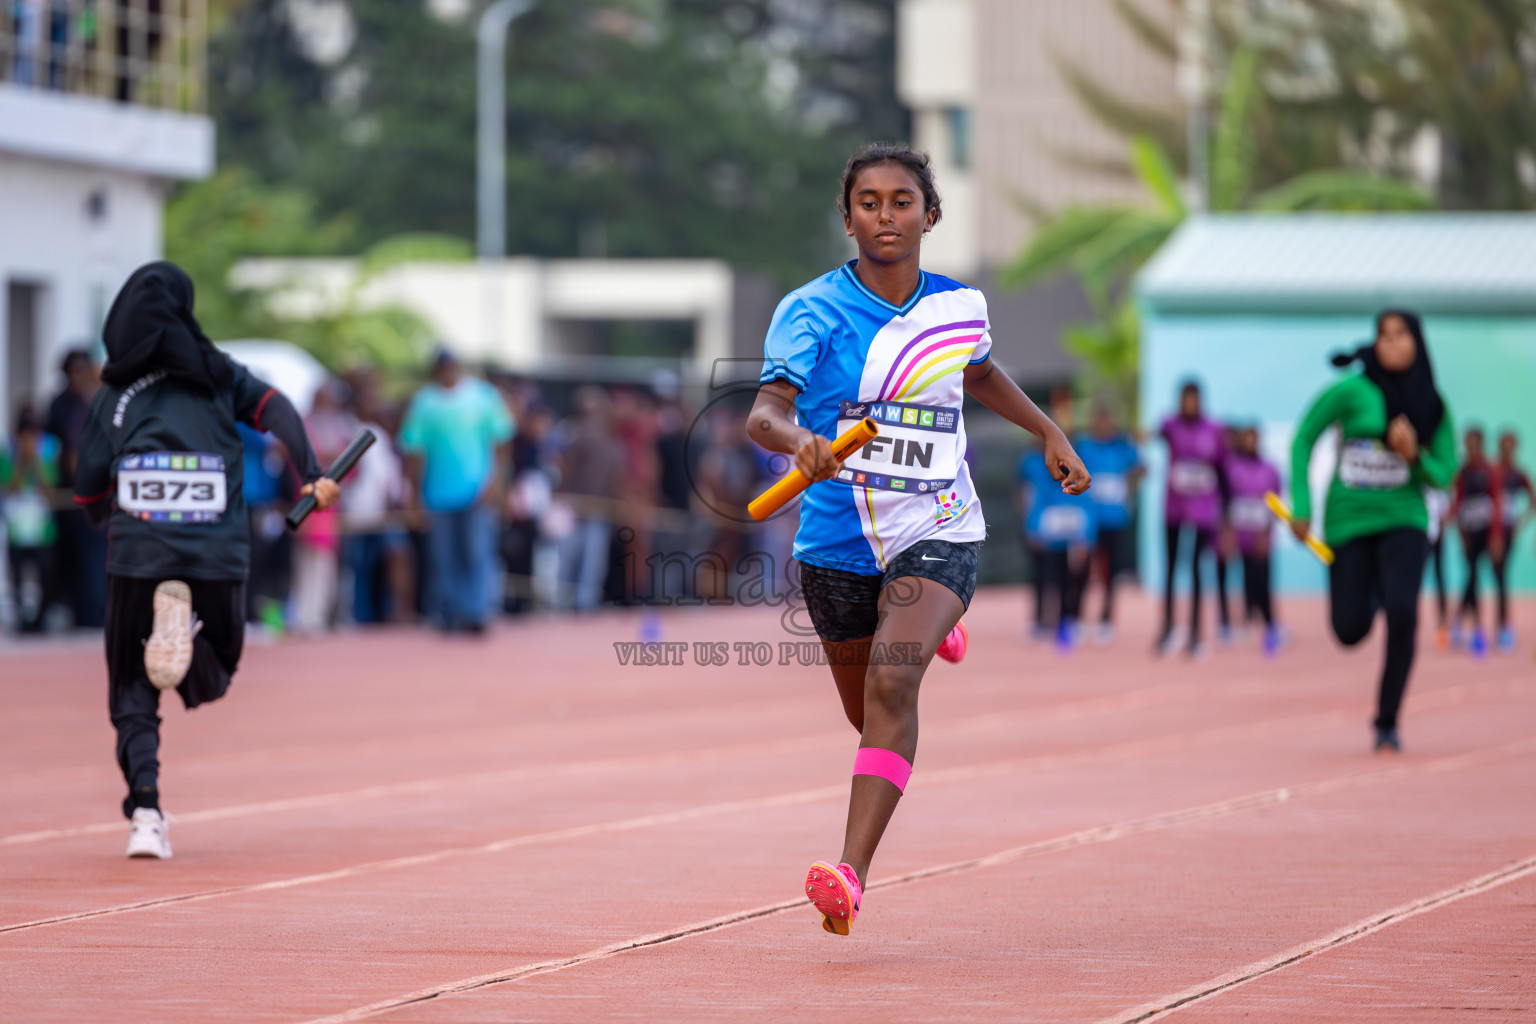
[[1289, 310, 1455, 753], [749, 143, 1089, 935], [74, 262, 339, 858]]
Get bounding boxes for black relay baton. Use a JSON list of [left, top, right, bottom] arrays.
[[286, 429, 377, 531]]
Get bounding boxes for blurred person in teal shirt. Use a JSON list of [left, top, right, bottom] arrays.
[[399, 349, 514, 634]]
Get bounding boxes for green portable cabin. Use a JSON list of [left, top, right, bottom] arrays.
[[1136, 214, 1536, 594]]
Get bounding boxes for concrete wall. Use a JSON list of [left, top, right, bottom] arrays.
[[234, 258, 743, 378], [0, 83, 214, 180], [0, 83, 213, 429], [0, 153, 166, 427]]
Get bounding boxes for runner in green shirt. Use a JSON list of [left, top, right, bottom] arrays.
[[1290, 310, 1455, 753]]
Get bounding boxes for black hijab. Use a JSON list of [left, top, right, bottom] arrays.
[[1330, 309, 1445, 443], [100, 262, 234, 394]]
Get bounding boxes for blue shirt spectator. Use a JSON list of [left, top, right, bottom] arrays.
[[399, 371, 515, 512], [238, 422, 285, 506], [400, 350, 514, 633], [1020, 450, 1098, 550], [1076, 433, 1141, 531]]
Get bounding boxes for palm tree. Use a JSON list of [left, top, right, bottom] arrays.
[[1268, 0, 1536, 211]]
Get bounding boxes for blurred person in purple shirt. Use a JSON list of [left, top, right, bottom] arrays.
[[1221, 425, 1284, 656], [1158, 381, 1225, 656]]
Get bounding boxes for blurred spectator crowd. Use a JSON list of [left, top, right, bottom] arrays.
[[0, 346, 791, 638], [4, 349, 1529, 648]]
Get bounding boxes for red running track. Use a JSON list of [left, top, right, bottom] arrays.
[[1, 589, 1533, 1022]]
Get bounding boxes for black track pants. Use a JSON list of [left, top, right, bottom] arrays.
[[1328, 529, 1428, 732], [1241, 551, 1274, 628], [1428, 533, 1447, 626], [1162, 524, 1211, 645], [1460, 528, 1491, 626], [106, 574, 245, 818]]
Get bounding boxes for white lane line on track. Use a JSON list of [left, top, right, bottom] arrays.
[[0, 671, 1307, 848], [0, 785, 844, 936], [290, 736, 1536, 1024], [1101, 853, 1536, 1024], [5, 714, 1532, 939], [0, 732, 843, 848], [0, 706, 1388, 935], [0, 648, 1220, 787], [8, 673, 1527, 850]]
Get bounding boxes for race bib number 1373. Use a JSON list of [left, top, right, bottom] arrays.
[[118, 452, 227, 522]]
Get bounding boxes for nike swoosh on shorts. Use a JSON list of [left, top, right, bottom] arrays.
[[921, 555, 947, 562]]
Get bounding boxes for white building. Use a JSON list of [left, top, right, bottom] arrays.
[[233, 256, 779, 384], [0, 1, 214, 429]]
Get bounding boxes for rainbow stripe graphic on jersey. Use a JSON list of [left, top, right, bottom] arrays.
[[876, 320, 986, 402]]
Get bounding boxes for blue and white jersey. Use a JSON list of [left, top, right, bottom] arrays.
[[760, 261, 991, 574]]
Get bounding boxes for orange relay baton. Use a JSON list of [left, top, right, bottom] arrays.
[[748, 417, 879, 521], [1265, 491, 1335, 565]]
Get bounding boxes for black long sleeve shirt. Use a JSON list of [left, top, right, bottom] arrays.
[[74, 362, 323, 582]]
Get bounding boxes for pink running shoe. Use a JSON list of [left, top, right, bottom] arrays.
[[936, 620, 969, 663], [805, 861, 862, 935]]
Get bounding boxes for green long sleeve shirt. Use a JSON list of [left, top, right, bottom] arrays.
[[1290, 373, 1457, 547]]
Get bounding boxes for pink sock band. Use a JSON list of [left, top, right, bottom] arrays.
[[853, 747, 913, 793]]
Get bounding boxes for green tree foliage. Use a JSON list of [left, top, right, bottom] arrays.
[[164, 170, 458, 374], [1006, 55, 1432, 298], [164, 168, 355, 341], [277, 232, 474, 375], [1048, 0, 1379, 192], [1005, 47, 1431, 411], [1047, 0, 1536, 206], [206, 0, 905, 286], [1241, 0, 1536, 211]]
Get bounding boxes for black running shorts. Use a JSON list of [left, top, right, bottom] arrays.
[[797, 540, 980, 643]]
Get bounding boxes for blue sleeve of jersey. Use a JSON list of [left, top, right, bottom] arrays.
[[760, 293, 821, 393]]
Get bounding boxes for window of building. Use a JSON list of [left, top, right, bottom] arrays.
[[947, 107, 972, 171]]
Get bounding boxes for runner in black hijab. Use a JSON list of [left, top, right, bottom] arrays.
[[1295, 309, 1458, 752], [1331, 309, 1446, 446], [75, 261, 338, 859], [100, 261, 235, 394]]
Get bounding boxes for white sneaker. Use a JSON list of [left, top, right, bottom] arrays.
[[1094, 623, 1115, 647], [125, 807, 173, 859], [144, 581, 201, 690]]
